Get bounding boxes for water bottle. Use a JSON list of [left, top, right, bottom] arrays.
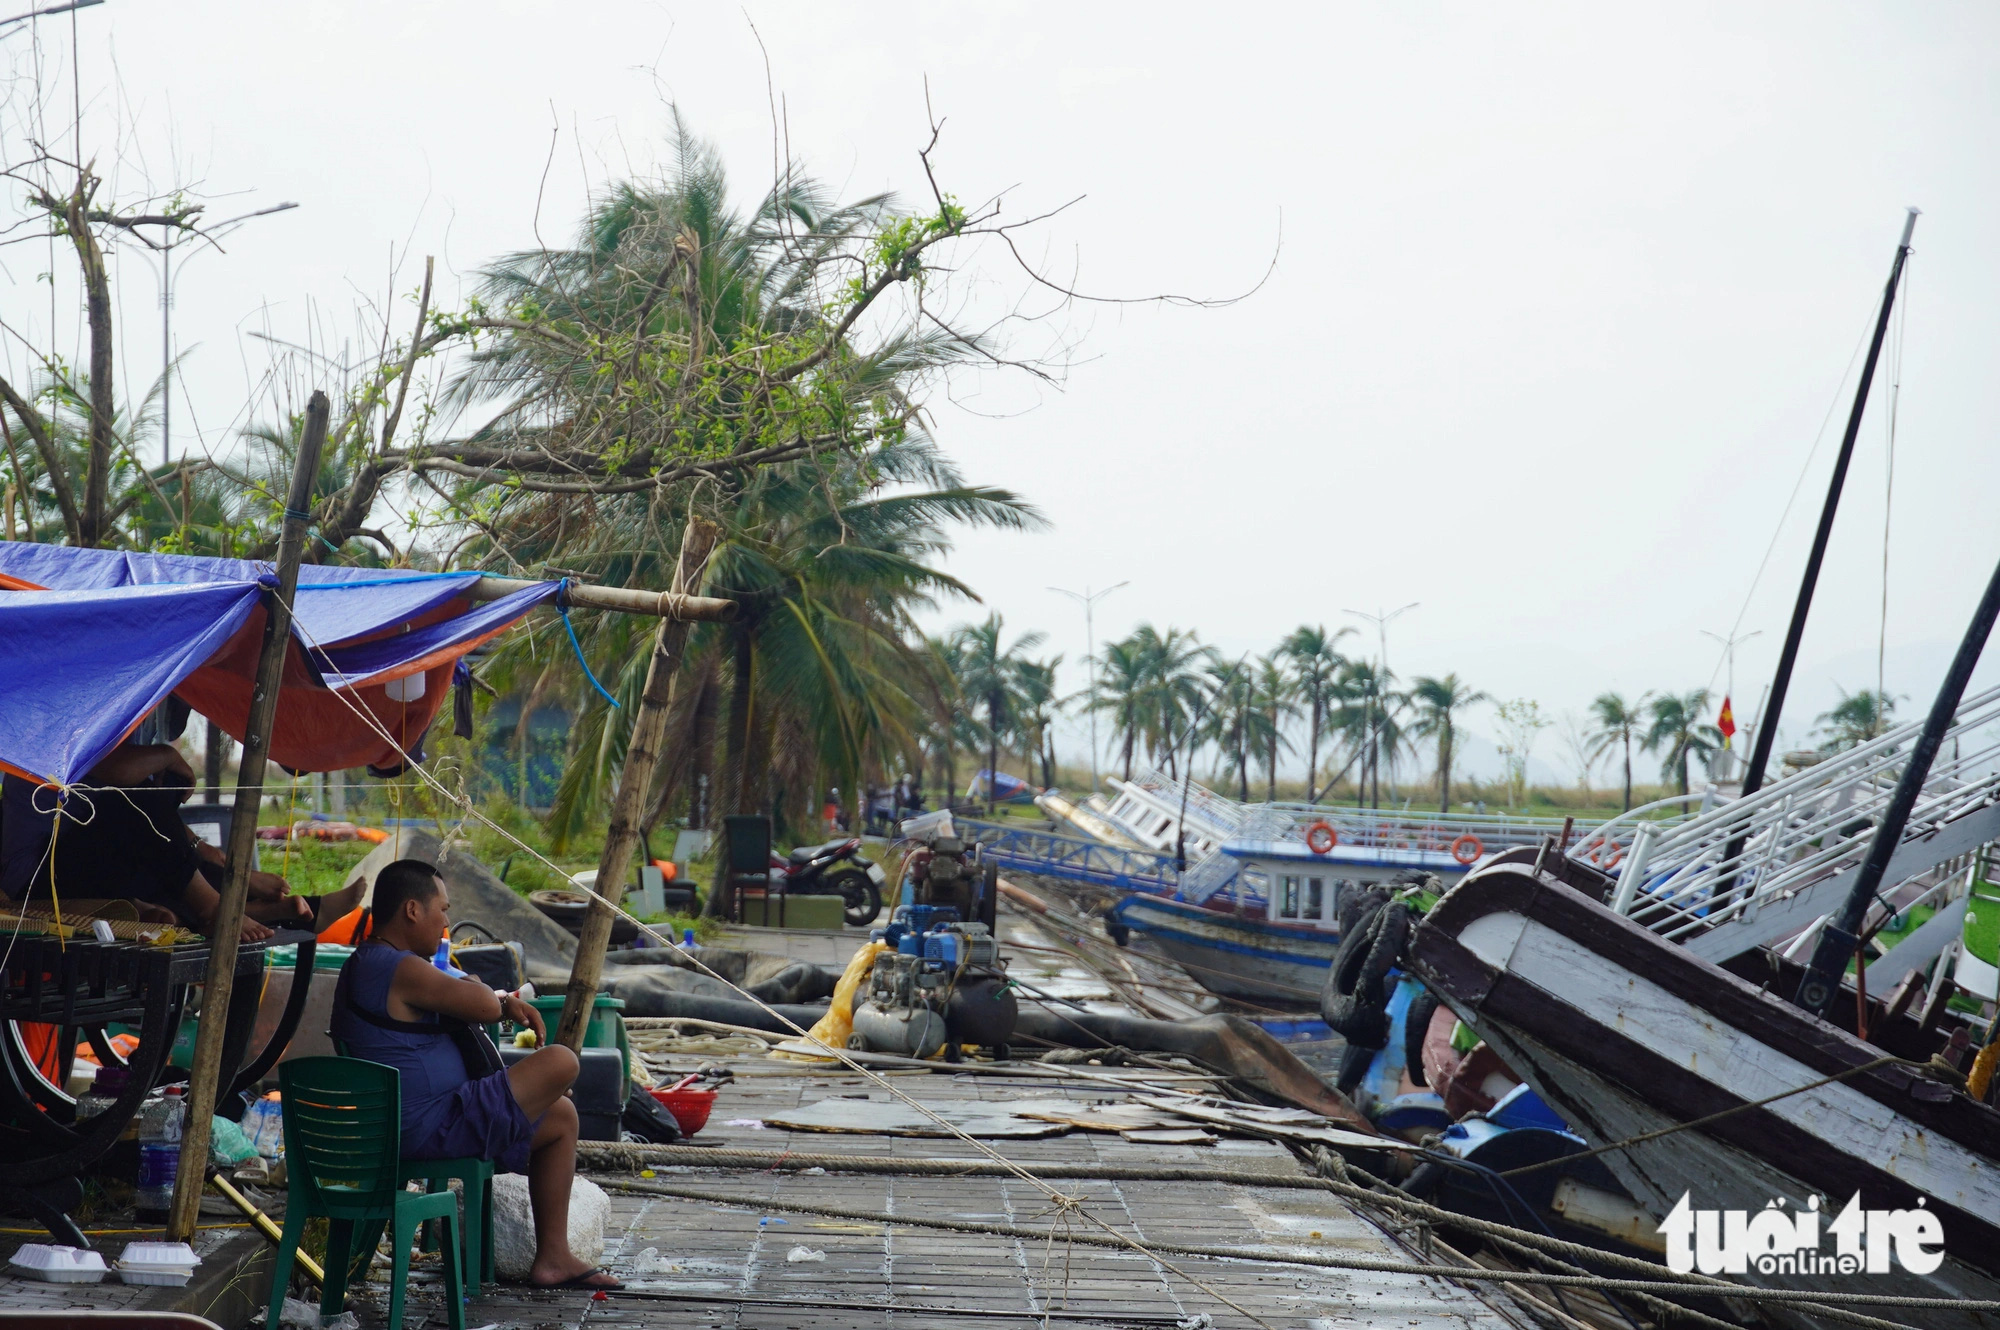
[[134, 1087, 185, 1218], [680, 929, 698, 952], [242, 1091, 285, 1158], [433, 935, 468, 979]]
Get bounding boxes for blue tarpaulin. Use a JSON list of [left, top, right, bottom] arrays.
[[0, 541, 560, 787]]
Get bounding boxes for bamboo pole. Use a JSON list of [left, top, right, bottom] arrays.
[[467, 576, 734, 622], [166, 391, 329, 1241], [555, 516, 720, 1052]]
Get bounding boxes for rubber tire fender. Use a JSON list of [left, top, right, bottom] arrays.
[[1319, 902, 1410, 1050], [1403, 987, 1441, 1090]]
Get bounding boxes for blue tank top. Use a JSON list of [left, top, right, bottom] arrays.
[[330, 941, 472, 1144]]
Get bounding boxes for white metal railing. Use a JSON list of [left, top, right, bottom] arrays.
[[1568, 683, 2000, 948], [1264, 804, 1632, 857]]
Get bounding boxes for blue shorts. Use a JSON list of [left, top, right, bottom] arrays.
[[406, 1069, 539, 1175]]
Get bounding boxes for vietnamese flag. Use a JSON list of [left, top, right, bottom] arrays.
[[1717, 696, 1736, 748]]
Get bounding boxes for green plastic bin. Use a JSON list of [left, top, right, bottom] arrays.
[[503, 994, 629, 1087]]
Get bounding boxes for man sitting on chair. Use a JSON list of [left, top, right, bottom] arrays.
[[330, 858, 620, 1291]]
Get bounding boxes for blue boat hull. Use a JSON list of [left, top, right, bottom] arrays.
[[1110, 894, 1342, 1006]]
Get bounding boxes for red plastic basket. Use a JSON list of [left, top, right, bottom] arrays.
[[648, 1086, 717, 1136]]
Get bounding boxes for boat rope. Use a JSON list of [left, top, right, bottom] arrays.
[[573, 1142, 1923, 1330], [1496, 1053, 1910, 1179], [603, 1177, 1992, 1319], [281, 608, 1277, 1330]]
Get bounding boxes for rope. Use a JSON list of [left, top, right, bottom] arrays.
[[606, 1178, 1984, 1317], [1498, 1054, 1907, 1178], [556, 579, 621, 710]]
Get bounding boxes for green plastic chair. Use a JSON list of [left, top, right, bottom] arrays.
[[328, 1040, 497, 1294], [265, 1057, 465, 1330]]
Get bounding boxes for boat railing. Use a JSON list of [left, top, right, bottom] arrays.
[[1264, 805, 1629, 855], [1570, 681, 2000, 948]]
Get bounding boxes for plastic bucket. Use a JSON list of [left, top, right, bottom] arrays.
[[648, 1087, 716, 1136]]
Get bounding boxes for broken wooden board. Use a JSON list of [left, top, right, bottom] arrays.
[[1135, 1095, 1414, 1150], [1119, 1127, 1217, 1145], [1003, 1097, 1190, 1134], [759, 1097, 1071, 1138]]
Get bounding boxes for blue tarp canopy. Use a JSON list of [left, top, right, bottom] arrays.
[[0, 542, 560, 787]]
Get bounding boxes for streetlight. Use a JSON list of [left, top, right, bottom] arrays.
[[1342, 602, 1419, 809], [146, 200, 300, 465], [1048, 581, 1128, 795], [0, 0, 103, 33]]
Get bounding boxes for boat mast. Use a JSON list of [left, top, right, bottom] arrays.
[[1736, 209, 1919, 802], [1794, 546, 2000, 1017]]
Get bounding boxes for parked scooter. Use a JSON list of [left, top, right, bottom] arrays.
[[770, 838, 885, 926]]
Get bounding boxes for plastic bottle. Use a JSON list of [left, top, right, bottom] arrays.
[[241, 1091, 285, 1158], [134, 1087, 185, 1218], [680, 928, 698, 952], [433, 935, 468, 979]]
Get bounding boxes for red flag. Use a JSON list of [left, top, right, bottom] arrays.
[[1717, 695, 1736, 748]]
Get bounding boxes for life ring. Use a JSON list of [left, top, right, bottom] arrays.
[[1305, 821, 1338, 855], [1450, 834, 1484, 865]]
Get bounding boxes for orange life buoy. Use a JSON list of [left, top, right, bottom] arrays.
[[1305, 821, 1338, 855], [1450, 834, 1484, 865]]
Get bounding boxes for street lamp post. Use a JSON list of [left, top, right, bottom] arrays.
[[0, 0, 103, 33], [1048, 581, 1128, 795], [151, 201, 299, 465], [1342, 602, 1419, 809]]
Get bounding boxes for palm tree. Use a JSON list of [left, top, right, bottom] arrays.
[[1110, 624, 1212, 779], [1280, 625, 1352, 800], [1330, 660, 1403, 807], [1249, 654, 1297, 801], [450, 110, 915, 468], [1092, 639, 1150, 784], [952, 614, 1048, 814], [1201, 659, 1259, 802], [509, 432, 1041, 847], [1587, 691, 1650, 812], [1645, 690, 1723, 798], [1012, 656, 1064, 789], [1409, 674, 1489, 813], [1817, 688, 1897, 751]]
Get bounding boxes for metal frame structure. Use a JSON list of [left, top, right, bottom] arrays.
[[956, 819, 1180, 894], [1566, 682, 2000, 964]]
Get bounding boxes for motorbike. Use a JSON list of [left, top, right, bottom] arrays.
[[770, 837, 885, 926]]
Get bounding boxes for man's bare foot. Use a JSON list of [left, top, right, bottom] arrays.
[[230, 916, 273, 943], [245, 870, 291, 901], [306, 875, 367, 932], [526, 1254, 622, 1289]]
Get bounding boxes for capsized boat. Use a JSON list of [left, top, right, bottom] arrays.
[[1097, 770, 1627, 1005]]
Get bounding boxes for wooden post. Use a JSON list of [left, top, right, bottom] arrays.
[[165, 391, 329, 1241], [555, 517, 720, 1052]]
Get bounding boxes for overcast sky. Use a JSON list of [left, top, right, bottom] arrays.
[[6, 2, 1998, 782]]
